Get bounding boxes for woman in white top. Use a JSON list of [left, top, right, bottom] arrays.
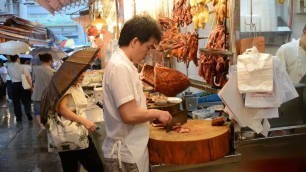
[[0, 60, 7, 107], [56, 72, 104, 172]]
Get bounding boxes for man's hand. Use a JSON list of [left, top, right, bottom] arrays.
[[156, 110, 172, 125]]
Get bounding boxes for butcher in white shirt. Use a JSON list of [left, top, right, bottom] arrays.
[[102, 15, 172, 172], [276, 24, 306, 84]]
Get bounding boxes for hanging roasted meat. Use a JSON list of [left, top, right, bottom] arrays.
[[156, 17, 199, 67], [198, 24, 229, 87], [172, 0, 193, 27], [190, 2, 210, 29], [199, 54, 216, 86], [140, 64, 155, 87], [140, 64, 190, 97], [154, 64, 190, 96], [187, 31, 199, 67], [213, 0, 229, 24]]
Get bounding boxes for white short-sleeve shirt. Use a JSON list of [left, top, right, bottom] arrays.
[[276, 39, 306, 83], [7, 62, 31, 83], [0, 66, 7, 83], [102, 48, 147, 163]]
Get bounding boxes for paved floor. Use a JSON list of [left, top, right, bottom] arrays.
[[0, 101, 63, 172]]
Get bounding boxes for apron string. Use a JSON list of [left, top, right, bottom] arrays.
[[110, 140, 123, 169]]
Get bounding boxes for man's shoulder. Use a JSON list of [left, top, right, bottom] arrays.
[[109, 58, 132, 71], [281, 41, 295, 48], [277, 41, 297, 55], [33, 65, 53, 74]]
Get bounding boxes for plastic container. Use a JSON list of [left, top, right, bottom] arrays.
[[93, 86, 103, 104], [198, 101, 223, 108], [197, 94, 221, 103], [191, 109, 214, 119], [185, 97, 198, 111]]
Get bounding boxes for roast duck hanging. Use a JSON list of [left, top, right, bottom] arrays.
[[140, 64, 190, 97], [198, 24, 230, 87], [155, 17, 199, 67]]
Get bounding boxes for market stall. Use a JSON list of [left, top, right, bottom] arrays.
[[124, 0, 306, 171]]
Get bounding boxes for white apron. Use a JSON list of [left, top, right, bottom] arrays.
[[125, 123, 149, 172], [109, 75, 150, 172]]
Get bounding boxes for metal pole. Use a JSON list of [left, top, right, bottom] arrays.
[[250, 0, 252, 27], [115, 0, 119, 35], [133, 0, 136, 16]]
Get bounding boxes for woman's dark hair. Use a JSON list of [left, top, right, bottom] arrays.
[[118, 15, 162, 47], [10, 55, 19, 62], [39, 53, 53, 62]]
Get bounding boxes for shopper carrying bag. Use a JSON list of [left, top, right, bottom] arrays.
[[40, 48, 103, 172], [47, 86, 89, 152]]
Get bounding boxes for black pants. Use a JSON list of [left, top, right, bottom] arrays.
[[6, 80, 13, 100], [12, 82, 32, 120], [58, 136, 104, 172], [0, 82, 6, 96]]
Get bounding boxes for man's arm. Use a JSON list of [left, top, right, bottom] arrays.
[[275, 45, 289, 72], [119, 99, 172, 125]]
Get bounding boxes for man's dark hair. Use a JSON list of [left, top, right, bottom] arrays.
[[10, 55, 19, 62], [39, 53, 53, 62], [118, 15, 162, 47]]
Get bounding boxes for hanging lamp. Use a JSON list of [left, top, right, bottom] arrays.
[[92, 14, 107, 31]]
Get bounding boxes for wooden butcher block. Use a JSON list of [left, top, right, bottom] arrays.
[[148, 120, 229, 165]]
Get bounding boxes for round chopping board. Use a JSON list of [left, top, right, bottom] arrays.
[[148, 120, 229, 165]]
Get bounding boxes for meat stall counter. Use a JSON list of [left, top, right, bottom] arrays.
[[82, 70, 106, 164], [151, 0, 306, 172]]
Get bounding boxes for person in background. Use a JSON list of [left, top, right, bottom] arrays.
[[7, 55, 33, 122], [56, 72, 103, 172], [6, 75, 13, 102], [0, 60, 7, 107], [20, 58, 33, 111], [276, 24, 306, 83], [91, 58, 102, 69], [4, 56, 13, 102], [31, 53, 55, 132], [102, 15, 172, 172], [22, 59, 32, 75]]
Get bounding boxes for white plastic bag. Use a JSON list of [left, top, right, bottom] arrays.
[[93, 86, 103, 104], [245, 91, 281, 108], [21, 74, 31, 90], [237, 46, 273, 93], [244, 57, 298, 108]]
